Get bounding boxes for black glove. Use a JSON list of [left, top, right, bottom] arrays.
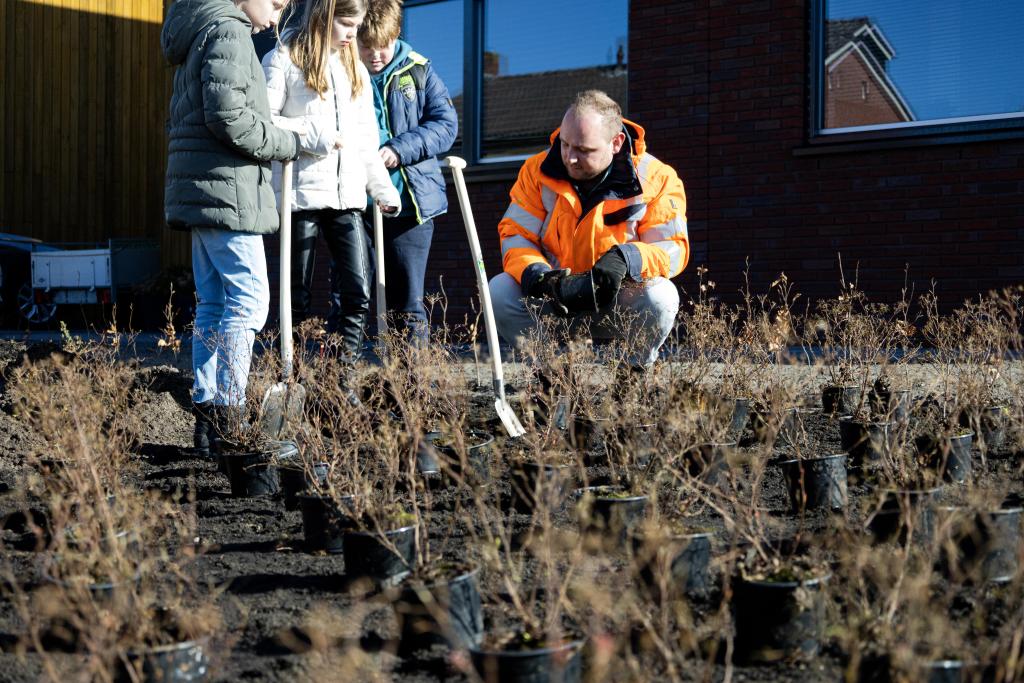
[[591, 248, 629, 308], [551, 271, 598, 316], [524, 267, 570, 300]]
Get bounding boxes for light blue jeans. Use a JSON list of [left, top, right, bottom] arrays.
[[191, 228, 270, 406], [489, 273, 680, 367]]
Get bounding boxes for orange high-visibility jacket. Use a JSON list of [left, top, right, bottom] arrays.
[[499, 120, 688, 286]]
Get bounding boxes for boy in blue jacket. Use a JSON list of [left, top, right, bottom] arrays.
[[357, 0, 458, 347]]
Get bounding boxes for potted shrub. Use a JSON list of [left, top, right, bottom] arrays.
[[732, 551, 832, 663], [777, 449, 849, 514], [388, 561, 484, 654], [469, 628, 585, 683], [573, 484, 649, 546], [631, 519, 715, 602], [870, 373, 913, 424], [864, 475, 942, 546], [839, 409, 894, 472], [913, 403, 974, 484], [341, 497, 418, 585], [507, 435, 575, 515], [934, 495, 1022, 584]]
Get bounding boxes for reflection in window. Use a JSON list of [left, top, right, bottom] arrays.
[[479, 0, 628, 160], [403, 0, 464, 156], [823, 1, 1024, 132]]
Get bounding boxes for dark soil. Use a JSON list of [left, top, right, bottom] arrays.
[[0, 339, 1021, 681]]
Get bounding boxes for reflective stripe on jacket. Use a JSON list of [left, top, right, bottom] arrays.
[[498, 119, 688, 284]]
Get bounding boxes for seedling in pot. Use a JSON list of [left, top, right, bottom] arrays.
[[732, 550, 832, 664], [387, 561, 484, 654]]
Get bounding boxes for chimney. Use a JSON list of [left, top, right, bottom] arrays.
[[483, 51, 500, 76]]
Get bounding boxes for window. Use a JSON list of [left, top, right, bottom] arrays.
[[403, 0, 628, 163], [402, 0, 465, 156], [812, 0, 1024, 140]]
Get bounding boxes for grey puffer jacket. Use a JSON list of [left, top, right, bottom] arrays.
[[162, 0, 299, 234]]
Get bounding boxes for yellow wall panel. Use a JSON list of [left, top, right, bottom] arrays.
[[1, 0, 189, 268]]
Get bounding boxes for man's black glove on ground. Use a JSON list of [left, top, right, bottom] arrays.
[[591, 248, 629, 308]]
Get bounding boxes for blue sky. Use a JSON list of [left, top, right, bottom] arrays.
[[403, 0, 628, 98], [828, 0, 1023, 120], [400, 0, 1021, 122]]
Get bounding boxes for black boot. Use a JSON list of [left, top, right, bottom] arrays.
[[323, 211, 372, 359], [191, 401, 215, 457]]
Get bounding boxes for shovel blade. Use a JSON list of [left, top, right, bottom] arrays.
[[494, 397, 526, 438], [261, 382, 307, 439]]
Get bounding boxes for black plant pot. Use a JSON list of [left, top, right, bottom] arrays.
[[222, 440, 297, 497], [510, 463, 570, 514], [870, 388, 912, 422], [299, 494, 357, 553], [936, 502, 1022, 584], [778, 453, 848, 513], [822, 384, 862, 417], [916, 432, 973, 484], [959, 406, 1007, 455], [749, 409, 802, 446], [856, 654, 966, 683], [923, 660, 966, 683], [394, 567, 484, 653], [115, 639, 209, 683], [574, 487, 648, 541], [422, 430, 496, 484], [682, 442, 733, 487], [838, 417, 892, 468], [733, 572, 830, 663], [569, 415, 610, 454], [342, 524, 417, 583], [469, 636, 584, 683], [632, 530, 714, 601], [607, 422, 660, 467], [276, 449, 326, 510], [866, 487, 941, 545], [729, 397, 751, 438]]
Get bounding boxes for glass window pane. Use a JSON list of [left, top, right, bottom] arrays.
[[482, 0, 628, 160], [823, 0, 1024, 131], [403, 0, 464, 156]]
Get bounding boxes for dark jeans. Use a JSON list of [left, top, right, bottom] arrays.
[[359, 213, 434, 346], [292, 208, 371, 358]]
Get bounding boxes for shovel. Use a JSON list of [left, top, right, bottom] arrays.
[[261, 159, 306, 438], [445, 156, 526, 438]]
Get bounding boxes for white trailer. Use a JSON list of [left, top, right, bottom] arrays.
[[27, 239, 160, 323]]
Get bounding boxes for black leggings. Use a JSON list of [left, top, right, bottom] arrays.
[[291, 208, 371, 358]]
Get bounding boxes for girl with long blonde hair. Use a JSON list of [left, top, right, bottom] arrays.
[[263, 0, 399, 367]]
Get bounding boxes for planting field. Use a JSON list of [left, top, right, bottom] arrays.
[[0, 293, 1021, 682]]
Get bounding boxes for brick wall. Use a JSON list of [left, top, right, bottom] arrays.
[[284, 0, 1023, 326]]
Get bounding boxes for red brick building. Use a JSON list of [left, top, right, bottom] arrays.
[[302, 0, 1023, 327]]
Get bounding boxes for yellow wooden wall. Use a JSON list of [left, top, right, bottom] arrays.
[[0, 0, 189, 267]]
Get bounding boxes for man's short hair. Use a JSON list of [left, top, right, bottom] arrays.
[[359, 0, 403, 48], [568, 90, 623, 140]]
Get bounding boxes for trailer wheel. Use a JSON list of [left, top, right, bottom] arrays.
[[16, 282, 57, 325]]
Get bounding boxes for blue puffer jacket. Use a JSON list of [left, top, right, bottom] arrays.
[[371, 41, 458, 223]]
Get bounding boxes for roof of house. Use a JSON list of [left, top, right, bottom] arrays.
[[453, 64, 627, 142]]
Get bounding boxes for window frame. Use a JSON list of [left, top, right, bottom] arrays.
[[404, 0, 627, 171], [806, 0, 1024, 151]]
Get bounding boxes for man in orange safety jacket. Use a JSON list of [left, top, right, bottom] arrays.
[[488, 89, 689, 368]]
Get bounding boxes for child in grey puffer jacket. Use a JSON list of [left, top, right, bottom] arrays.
[[162, 0, 300, 454]]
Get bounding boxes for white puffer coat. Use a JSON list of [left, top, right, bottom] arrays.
[[263, 42, 400, 212]]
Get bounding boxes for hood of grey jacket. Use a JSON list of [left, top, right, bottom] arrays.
[[162, 0, 250, 66]]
